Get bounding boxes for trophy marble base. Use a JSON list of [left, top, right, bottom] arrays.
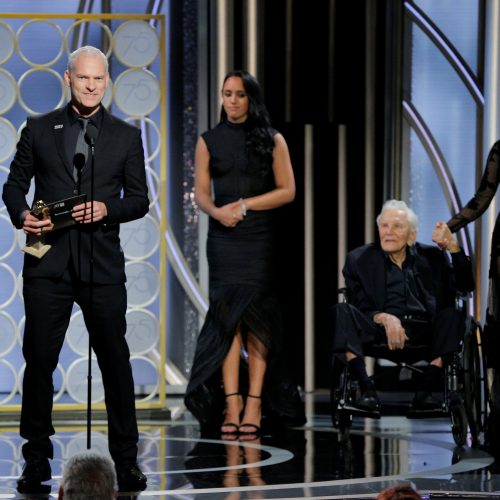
[[22, 236, 52, 259]]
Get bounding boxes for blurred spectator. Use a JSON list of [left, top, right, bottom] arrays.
[[58, 451, 117, 499], [377, 484, 422, 500]]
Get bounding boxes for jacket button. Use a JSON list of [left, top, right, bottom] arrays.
[[73, 189, 78, 195]]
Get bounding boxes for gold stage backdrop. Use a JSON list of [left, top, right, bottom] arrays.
[[0, 13, 167, 412]]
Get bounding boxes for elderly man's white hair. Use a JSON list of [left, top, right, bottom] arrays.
[[59, 450, 116, 499], [376, 199, 419, 231], [67, 45, 108, 72]]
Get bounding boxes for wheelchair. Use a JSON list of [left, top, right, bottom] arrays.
[[330, 290, 488, 447]]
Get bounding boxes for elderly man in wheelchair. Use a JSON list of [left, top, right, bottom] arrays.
[[331, 199, 475, 418]]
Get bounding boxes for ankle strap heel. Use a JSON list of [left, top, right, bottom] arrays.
[[246, 394, 261, 399]]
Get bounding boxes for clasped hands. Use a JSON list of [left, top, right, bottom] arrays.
[[431, 221, 459, 252], [215, 200, 245, 228], [23, 201, 108, 235]]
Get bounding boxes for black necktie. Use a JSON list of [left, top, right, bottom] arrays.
[[73, 117, 89, 182]]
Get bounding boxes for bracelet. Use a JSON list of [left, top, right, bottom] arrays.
[[239, 198, 247, 217]]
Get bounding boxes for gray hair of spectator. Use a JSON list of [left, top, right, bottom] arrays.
[[60, 451, 116, 500], [376, 199, 419, 232], [67, 46, 108, 73]]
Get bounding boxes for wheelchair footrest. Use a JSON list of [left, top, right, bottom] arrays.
[[341, 405, 381, 419], [406, 407, 447, 419]]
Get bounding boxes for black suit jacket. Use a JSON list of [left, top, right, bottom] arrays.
[[2, 105, 149, 284], [343, 242, 475, 319]]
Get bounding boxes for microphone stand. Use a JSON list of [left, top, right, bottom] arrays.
[[73, 152, 87, 438], [85, 125, 98, 450], [74, 153, 85, 286]]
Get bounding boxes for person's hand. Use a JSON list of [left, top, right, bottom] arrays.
[[23, 210, 53, 235], [214, 201, 244, 228], [72, 201, 108, 223], [375, 313, 408, 350], [432, 221, 459, 252]]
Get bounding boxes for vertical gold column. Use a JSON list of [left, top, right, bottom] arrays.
[[304, 124, 315, 394], [213, 0, 234, 122], [244, 0, 258, 76], [365, 0, 376, 244], [285, 0, 293, 122], [337, 124, 347, 291]]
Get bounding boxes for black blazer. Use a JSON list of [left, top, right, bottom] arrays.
[[343, 242, 475, 319], [2, 105, 149, 284]]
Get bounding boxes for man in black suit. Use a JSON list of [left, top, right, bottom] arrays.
[[332, 199, 474, 414], [2, 46, 149, 494]]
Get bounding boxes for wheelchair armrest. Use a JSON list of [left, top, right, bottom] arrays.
[[455, 291, 471, 312], [338, 287, 350, 303]]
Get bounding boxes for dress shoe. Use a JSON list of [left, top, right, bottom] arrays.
[[17, 458, 52, 494], [116, 463, 147, 492], [352, 386, 381, 413], [410, 390, 442, 412]]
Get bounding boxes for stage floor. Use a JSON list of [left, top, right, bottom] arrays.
[[0, 394, 499, 499]]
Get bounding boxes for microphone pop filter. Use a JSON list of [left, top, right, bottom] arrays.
[[73, 152, 86, 170]]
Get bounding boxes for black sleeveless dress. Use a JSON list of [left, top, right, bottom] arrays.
[[184, 121, 305, 432]]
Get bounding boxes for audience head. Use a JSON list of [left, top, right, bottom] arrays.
[[376, 199, 418, 254], [58, 450, 117, 499], [377, 484, 422, 500]]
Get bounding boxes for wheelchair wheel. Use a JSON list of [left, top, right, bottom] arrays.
[[463, 322, 487, 445], [330, 360, 344, 428], [451, 401, 468, 447], [330, 359, 354, 441], [338, 411, 352, 442], [484, 369, 500, 456]]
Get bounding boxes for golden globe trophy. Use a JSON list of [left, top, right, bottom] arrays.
[[21, 194, 87, 259], [22, 200, 54, 259]]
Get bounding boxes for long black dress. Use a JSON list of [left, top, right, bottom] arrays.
[[184, 120, 305, 431], [448, 141, 500, 447], [447, 141, 500, 320]]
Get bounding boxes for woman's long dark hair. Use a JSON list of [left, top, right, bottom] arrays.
[[220, 70, 275, 174]]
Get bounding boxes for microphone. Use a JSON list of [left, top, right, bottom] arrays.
[[85, 123, 98, 146]]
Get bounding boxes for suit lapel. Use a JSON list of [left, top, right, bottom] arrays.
[[359, 246, 387, 311], [52, 108, 73, 181], [371, 249, 387, 311], [413, 245, 437, 315], [92, 108, 113, 157], [79, 108, 112, 178]]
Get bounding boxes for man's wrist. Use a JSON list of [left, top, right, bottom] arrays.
[[20, 209, 30, 226]]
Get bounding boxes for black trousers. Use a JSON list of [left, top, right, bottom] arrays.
[[21, 267, 138, 464], [331, 303, 465, 361]]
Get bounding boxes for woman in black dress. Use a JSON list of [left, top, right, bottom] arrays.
[[432, 142, 500, 319], [184, 70, 302, 436]]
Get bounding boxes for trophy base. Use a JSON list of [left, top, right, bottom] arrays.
[[22, 240, 52, 259]]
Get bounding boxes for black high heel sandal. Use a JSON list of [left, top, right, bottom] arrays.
[[221, 393, 242, 435], [239, 394, 262, 437]]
